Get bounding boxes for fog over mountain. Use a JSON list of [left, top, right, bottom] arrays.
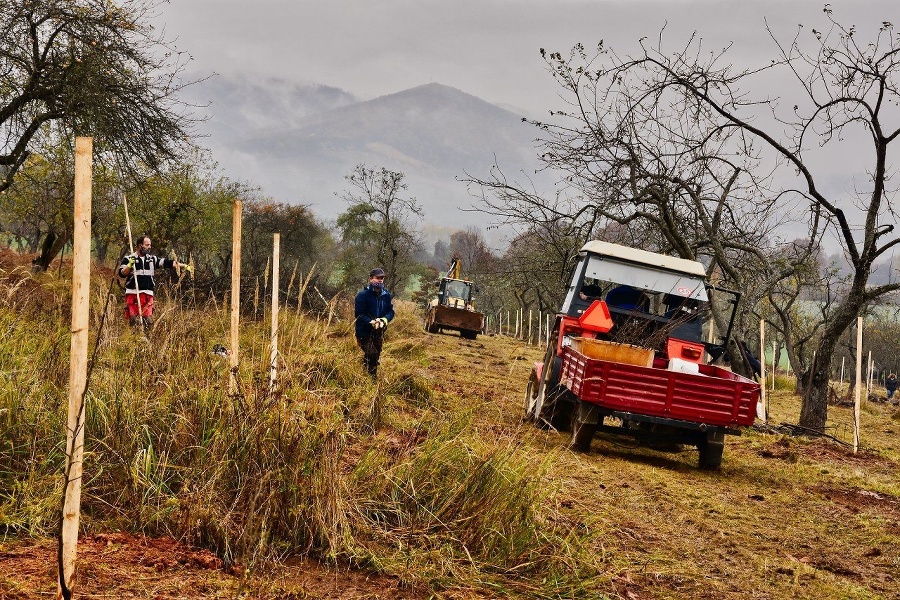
[[184, 75, 550, 240]]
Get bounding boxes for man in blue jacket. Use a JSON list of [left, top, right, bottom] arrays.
[[354, 267, 395, 377]]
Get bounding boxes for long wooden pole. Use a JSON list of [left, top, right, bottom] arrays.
[[759, 319, 767, 423], [269, 233, 280, 392], [866, 350, 873, 401], [840, 357, 845, 389], [854, 316, 863, 453], [59, 136, 92, 599], [229, 199, 242, 394]]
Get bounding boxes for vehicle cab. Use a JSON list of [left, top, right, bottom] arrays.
[[561, 241, 738, 361]]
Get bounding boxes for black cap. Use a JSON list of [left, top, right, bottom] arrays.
[[369, 268, 386, 277]]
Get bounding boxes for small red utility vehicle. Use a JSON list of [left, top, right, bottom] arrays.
[[525, 241, 760, 469]]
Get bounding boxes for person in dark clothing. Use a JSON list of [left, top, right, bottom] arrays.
[[886, 373, 898, 401], [118, 235, 190, 331], [739, 340, 762, 379], [354, 267, 395, 377]]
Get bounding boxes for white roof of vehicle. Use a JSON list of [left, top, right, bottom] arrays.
[[580, 240, 707, 277]]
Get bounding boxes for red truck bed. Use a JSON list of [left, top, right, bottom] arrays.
[[560, 346, 759, 427]]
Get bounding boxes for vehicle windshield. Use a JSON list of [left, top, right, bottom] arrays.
[[582, 255, 708, 302], [444, 280, 471, 300]]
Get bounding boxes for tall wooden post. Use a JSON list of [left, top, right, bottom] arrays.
[[229, 199, 242, 394], [840, 357, 846, 389], [865, 350, 873, 401], [269, 233, 280, 392], [759, 319, 767, 423], [854, 316, 863, 453], [59, 136, 92, 599]]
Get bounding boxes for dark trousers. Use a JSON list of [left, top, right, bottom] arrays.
[[357, 332, 384, 376]]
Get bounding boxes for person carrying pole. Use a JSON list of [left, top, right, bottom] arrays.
[[354, 267, 394, 377], [118, 235, 191, 332]]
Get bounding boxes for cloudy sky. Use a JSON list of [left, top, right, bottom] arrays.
[[148, 0, 897, 252], [154, 0, 895, 115]]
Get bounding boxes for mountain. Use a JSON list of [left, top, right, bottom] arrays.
[[187, 77, 548, 237]]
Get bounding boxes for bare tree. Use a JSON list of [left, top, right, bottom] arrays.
[[0, 0, 196, 194], [466, 38, 819, 374], [336, 164, 423, 293], [590, 10, 900, 432]]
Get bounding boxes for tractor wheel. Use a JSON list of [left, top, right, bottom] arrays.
[[461, 330, 477, 340], [569, 403, 597, 452], [425, 314, 439, 333], [539, 385, 574, 432], [524, 370, 540, 421], [698, 430, 725, 470]]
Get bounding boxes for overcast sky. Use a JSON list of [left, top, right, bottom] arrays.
[[154, 0, 895, 115], [148, 0, 897, 253]]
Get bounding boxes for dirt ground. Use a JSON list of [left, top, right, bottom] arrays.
[[0, 533, 421, 599]]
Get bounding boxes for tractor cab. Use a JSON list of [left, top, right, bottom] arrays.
[[561, 241, 739, 360], [437, 278, 475, 309]]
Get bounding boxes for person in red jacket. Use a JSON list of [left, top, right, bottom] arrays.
[[118, 235, 190, 331]]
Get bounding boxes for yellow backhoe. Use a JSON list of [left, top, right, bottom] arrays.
[[424, 258, 485, 340]]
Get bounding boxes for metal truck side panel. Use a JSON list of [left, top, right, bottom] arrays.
[[561, 346, 758, 427]]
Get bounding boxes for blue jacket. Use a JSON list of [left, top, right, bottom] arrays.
[[354, 285, 395, 339]]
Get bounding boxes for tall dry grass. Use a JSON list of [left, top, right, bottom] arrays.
[[0, 260, 598, 597]]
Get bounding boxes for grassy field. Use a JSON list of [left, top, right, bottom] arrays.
[[1, 256, 899, 599]]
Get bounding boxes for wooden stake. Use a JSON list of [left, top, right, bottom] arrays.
[[229, 199, 242, 394], [866, 350, 873, 401], [854, 316, 863, 453], [269, 233, 280, 392], [58, 136, 92, 599], [840, 356, 845, 389], [759, 319, 767, 423]]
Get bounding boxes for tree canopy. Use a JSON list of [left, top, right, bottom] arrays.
[[0, 0, 196, 194]]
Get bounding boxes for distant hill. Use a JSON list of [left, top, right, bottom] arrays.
[[185, 76, 549, 238]]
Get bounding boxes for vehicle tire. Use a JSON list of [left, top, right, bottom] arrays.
[[569, 404, 597, 452], [524, 370, 540, 420], [540, 385, 574, 432], [425, 317, 439, 334], [461, 330, 477, 340], [698, 430, 725, 470]]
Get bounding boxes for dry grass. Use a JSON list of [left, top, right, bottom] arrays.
[[1, 255, 899, 598]]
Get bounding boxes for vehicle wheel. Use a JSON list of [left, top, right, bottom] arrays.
[[569, 404, 597, 452], [461, 330, 477, 340], [524, 370, 540, 420], [698, 430, 725, 470], [540, 386, 574, 432], [425, 318, 439, 334]]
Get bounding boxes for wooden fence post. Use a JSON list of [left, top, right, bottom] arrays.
[[269, 233, 280, 392], [229, 199, 242, 394], [854, 316, 863, 453], [759, 319, 767, 423], [58, 136, 92, 599]]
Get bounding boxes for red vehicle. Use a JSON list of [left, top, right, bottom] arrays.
[[525, 241, 760, 469]]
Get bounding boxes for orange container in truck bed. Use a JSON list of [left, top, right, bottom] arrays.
[[560, 346, 759, 427]]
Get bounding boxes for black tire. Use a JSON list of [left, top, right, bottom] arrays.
[[569, 403, 597, 452], [524, 370, 540, 421], [698, 431, 725, 470], [461, 330, 477, 340], [425, 316, 439, 333], [540, 385, 574, 432]]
